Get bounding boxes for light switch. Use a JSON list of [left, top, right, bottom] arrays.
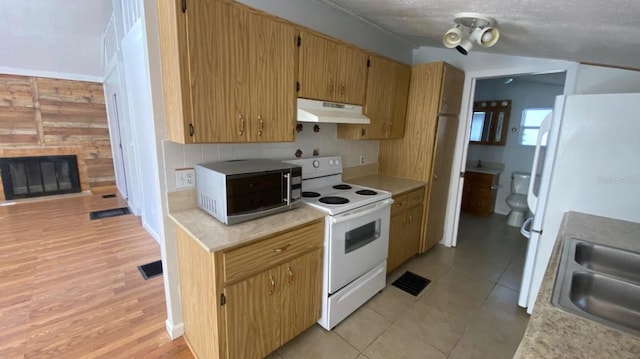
[[175, 168, 196, 189]]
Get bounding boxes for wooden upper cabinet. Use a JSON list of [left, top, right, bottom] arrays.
[[439, 63, 465, 115], [157, 0, 296, 143], [337, 55, 411, 140], [185, 0, 243, 143], [336, 45, 368, 105], [246, 12, 297, 142], [298, 31, 366, 105], [388, 61, 411, 138]]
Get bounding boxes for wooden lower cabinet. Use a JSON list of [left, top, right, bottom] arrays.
[[462, 171, 500, 216], [175, 220, 324, 359], [387, 187, 425, 273]]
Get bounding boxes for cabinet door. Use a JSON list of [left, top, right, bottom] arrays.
[[387, 211, 405, 273], [404, 205, 422, 259], [247, 13, 296, 142], [425, 114, 460, 250], [186, 0, 246, 142], [298, 31, 338, 102], [225, 267, 280, 359], [438, 64, 465, 115], [388, 62, 411, 139], [336, 45, 367, 105], [363, 55, 395, 139], [337, 57, 410, 140], [280, 249, 323, 344]]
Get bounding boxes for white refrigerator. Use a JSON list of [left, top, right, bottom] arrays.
[[518, 93, 640, 313]]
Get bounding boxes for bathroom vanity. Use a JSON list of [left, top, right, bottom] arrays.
[[462, 169, 501, 216]]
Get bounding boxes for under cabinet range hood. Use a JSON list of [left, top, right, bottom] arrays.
[[297, 98, 370, 124]]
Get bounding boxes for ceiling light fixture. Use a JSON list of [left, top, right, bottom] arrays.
[[442, 12, 500, 55]]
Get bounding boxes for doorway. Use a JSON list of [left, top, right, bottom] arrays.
[[445, 64, 579, 249], [461, 73, 566, 222]]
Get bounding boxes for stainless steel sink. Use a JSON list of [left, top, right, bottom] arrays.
[[552, 237, 640, 337], [574, 241, 640, 283]]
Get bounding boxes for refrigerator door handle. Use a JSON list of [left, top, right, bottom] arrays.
[[527, 112, 553, 213], [520, 217, 533, 238]]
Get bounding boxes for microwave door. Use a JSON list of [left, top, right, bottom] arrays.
[[226, 172, 285, 217]]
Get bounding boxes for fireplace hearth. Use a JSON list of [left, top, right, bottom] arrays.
[[0, 155, 81, 200]]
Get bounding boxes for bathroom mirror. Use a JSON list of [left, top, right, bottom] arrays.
[[469, 100, 511, 146]]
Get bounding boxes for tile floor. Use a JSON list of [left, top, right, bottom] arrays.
[[268, 213, 530, 359]]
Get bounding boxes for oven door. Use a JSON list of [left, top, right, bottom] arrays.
[[327, 198, 393, 294]]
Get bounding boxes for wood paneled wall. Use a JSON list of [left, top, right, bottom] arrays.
[[0, 74, 114, 199]]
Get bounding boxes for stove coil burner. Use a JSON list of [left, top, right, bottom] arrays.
[[302, 191, 321, 198], [333, 184, 352, 190], [355, 189, 378, 196], [319, 196, 350, 205]]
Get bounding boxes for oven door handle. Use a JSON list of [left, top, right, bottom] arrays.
[[330, 198, 394, 224]]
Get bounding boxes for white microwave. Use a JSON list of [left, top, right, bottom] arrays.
[[195, 159, 302, 225]]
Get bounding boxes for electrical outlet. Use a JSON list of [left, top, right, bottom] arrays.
[[175, 168, 196, 189], [359, 155, 365, 165]]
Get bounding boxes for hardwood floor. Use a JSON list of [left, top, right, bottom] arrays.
[[0, 189, 193, 359]]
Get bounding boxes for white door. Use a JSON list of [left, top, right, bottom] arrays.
[[103, 69, 129, 199], [121, 20, 163, 241]]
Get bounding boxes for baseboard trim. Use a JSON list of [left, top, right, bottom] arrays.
[[166, 319, 184, 339]]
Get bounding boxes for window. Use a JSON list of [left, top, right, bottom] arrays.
[[520, 108, 552, 146]]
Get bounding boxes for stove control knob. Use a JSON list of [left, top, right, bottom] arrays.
[[313, 160, 320, 168], [329, 159, 334, 166], [335, 159, 340, 166]]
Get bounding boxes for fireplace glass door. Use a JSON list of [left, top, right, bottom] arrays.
[[0, 155, 81, 200]]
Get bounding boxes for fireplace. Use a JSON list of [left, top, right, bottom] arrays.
[[0, 155, 82, 200]]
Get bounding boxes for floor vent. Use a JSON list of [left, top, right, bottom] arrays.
[[392, 271, 431, 296], [101, 194, 117, 198], [89, 207, 130, 220], [138, 260, 163, 280]]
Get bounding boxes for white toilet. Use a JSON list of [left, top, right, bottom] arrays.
[[506, 172, 531, 227]]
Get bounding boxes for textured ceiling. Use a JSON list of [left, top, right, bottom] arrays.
[[0, 0, 112, 79], [319, 0, 640, 69]]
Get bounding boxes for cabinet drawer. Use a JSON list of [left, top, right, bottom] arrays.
[[223, 221, 323, 284], [391, 194, 408, 217], [407, 188, 425, 208]]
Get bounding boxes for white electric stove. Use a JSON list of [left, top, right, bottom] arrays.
[[284, 156, 392, 330]]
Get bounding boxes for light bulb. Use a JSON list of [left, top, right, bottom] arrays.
[[447, 32, 460, 41], [481, 32, 493, 43]]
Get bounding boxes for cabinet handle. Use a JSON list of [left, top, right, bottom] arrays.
[[258, 116, 264, 137], [328, 79, 334, 97], [287, 267, 293, 284], [268, 274, 275, 296], [388, 122, 393, 136], [340, 82, 345, 98], [272, 243, 291, 252], [442, 97, 448, 111], [409, 215, 413, 224], [238, 114, 245, 136]]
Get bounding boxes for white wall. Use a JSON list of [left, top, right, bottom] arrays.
[[574, 65, 640, 94], [236, 0, 414, 64], [470, 79, 564, 215], [413, 46, 574, 71]]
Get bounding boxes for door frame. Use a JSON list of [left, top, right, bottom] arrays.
[[443, 63, 580, 247]]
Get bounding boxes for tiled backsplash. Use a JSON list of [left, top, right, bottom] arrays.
[[162, 123, 379, 192]]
